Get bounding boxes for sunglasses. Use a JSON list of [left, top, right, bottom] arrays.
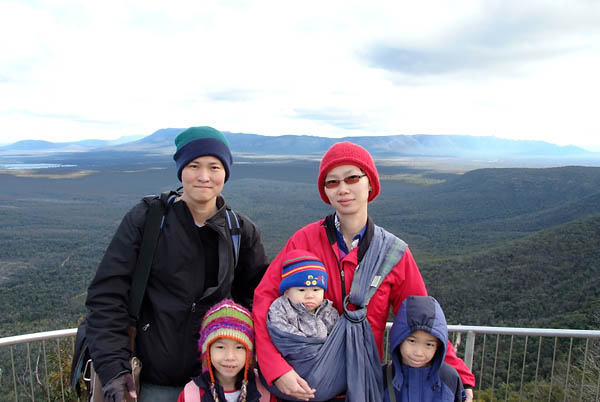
[[324, 174, 367, 189]]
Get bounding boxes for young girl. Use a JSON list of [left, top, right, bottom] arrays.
[[177, 299, 272, 402]]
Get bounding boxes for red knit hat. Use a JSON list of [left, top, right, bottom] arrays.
[[317, 142, 380, 204]]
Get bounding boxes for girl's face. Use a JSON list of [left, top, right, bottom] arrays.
[[180, 155, 226, 207], [323, 164, 371, 218], [210, 338, 247, 389]]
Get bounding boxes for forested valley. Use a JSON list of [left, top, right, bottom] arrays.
[[1, 155, 599, 338]]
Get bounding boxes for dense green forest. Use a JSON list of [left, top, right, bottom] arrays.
[[1, 157, 600, 338]]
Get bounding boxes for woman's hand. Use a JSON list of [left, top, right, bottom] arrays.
[[465, 388, 473, 402], [274, 369, 316, 401]]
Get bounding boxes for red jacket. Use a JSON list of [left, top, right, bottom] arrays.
[[253, 215, 475, 388]]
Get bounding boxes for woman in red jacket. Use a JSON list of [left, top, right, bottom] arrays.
[[253, 141, 475, 401]]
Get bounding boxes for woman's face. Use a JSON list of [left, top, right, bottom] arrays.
[[323, 164, 371, 218], [180, 155, 226, 207]]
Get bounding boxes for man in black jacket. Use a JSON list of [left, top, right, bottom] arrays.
[[85, 126, 269, 402]]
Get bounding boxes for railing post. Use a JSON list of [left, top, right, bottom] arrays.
[[464, 330, 475, 371], [580, 338, 589, 401], [11, 346, 17, 402]]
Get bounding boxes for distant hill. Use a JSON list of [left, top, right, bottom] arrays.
[[424, 213, 600, 329], [0, 135, 144, 152], [120, 129, 599, 159], [371, 166, 600, 255], [4, 140, 67, 151], [412, 166, 600, 222], [1, 128, 598, 162]]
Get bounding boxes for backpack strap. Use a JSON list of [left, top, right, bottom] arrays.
[[253, 369, 272, 402], [183, 381, 202, 402], [256, 377, 272, 402], [225, 208, 241, 268], [386, 363, 396, 402], [71, 192, 169, 392], [128, 195, 166, 326]]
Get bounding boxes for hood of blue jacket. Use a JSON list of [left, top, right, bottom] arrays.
[[389, 295, 448, 378]]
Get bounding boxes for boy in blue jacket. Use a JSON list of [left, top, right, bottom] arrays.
[[384, 295, 466, 402]]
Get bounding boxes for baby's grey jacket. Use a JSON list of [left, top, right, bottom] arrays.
[[268, 295, 339, 338]]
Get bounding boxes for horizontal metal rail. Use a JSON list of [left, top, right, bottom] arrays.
[[446, 325, 600, 338], [2, 325, 600, 401], [3, 325, 598, 348], [0, 329, 77, 348]]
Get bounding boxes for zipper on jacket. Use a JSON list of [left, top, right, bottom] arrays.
[[191, 302, 196, 313], [335, 252, 346, 301], [142, 323, 150, 331], [323, 214, 350, 304]]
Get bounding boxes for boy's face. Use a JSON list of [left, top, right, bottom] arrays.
[[210, 338, 247, 386], [285, 286, 324, 312], [399, 330, 439, 368]]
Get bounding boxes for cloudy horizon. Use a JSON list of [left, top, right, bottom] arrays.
[[1, 1, 599, 151]]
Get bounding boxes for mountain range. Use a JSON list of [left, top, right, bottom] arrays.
[[1, 128, 598, 162]]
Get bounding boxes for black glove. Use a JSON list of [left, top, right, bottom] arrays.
[[103, 372, 136, 402]]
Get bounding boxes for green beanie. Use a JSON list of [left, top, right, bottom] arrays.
[[173, 126, 233, 182]]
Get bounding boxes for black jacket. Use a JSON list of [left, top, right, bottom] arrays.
[[85, 194, 268, 387]]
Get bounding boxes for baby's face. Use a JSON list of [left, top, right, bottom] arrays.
[[285, 286, 324, 312], [399, 330, 439, 368]]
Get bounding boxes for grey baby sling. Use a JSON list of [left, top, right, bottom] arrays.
[[264, 225, 408, 402]]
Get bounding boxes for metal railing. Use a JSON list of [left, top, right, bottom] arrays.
[[1, 325, 600, 401], [449, 326, 600, 401], [0, 329, 77, 402]]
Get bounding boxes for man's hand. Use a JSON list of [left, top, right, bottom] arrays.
[[103, 372, 137, 402], [464, 388, 473, 402], [274, 369, 316, 401]]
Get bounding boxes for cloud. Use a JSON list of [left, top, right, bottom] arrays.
[[206, 89, 256, 102], [21, 111, 122, 126], [360, 1, 600, 76], [0, 1, 599, 149], [292, 109, 368, 131]]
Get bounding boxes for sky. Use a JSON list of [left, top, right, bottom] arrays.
[[1, 1, 600, 151]]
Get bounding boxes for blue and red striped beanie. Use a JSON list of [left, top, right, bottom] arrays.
[[280, 249, 328, 294]]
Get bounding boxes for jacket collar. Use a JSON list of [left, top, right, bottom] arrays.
[[191, 370, 262, 401], [173, 195, 230, 236], [323, 213, 374, 264]]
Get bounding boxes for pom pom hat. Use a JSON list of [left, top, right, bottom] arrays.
[[198, 299, 254, 388], [173, 126, 233, 182], [280, 249, 328, 294], [317, 141, 380, 204]]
